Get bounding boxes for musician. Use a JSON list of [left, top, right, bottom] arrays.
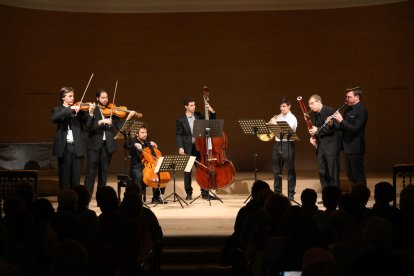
[[308, 95, 341, 189], [176, 97, 217, 201], [129, 126, 166, 204], [51, 87, 91, 189], [269, 97, 297, 200], [333, 85, 368, 186], [84, 89, 136, 196]]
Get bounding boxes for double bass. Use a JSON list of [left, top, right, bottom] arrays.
[[195, 86, 236, 190]]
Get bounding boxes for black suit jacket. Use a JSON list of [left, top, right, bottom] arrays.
[[340, 102, 368, 154], [51, 106, 87, 158], [312, 105, 341, 155], [86, 108, 123, 154], [176, 111, 216, 155]]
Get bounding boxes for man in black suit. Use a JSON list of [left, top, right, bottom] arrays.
[[51, 87, 90, 189], [308, 94, 341, 188], [84, 89, 136, 196], [333, 85, 368, 186], [176, 97, 216, 200]]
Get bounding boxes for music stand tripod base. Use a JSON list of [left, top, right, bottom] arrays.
[[155, 155, 196, 208]]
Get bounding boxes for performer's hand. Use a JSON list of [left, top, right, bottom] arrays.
[[100, 118, 112, 126], [310, 137, 317, 147], [309, 126, 318, 135], [179, 148, 185, 155], [150, 141, 157, 148], [126, 111, 135, 121], [206, 103, 215, 113], [70, 105, 80, 112], [88, 103, 96, 116], [134, 143, 142, 150], [333, 112, 343, 123]]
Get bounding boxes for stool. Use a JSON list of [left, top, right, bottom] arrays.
[[117, 174, 130, 201]]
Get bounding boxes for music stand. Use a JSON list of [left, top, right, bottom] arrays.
[[114, 120, 144, 140], [155, 155, 196, 208], [191, 119, 225, 204], [238, 119, 271, 203], [269, 121, 301, 206]]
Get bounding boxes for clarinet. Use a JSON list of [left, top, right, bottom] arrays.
[[315, 102, 348, 135]]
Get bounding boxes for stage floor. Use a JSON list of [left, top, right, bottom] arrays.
[[41, 171, 395, 237]]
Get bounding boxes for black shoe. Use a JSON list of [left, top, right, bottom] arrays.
[[152, 198, 168, 204], [186, 194, 192, 200], [202, 194, 218, 200]]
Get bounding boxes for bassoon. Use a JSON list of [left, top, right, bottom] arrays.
[[297, 96, 316, 144]]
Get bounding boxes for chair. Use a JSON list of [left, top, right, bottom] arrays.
[[392, 164, 414, 206], [117, 174, 131, 201]]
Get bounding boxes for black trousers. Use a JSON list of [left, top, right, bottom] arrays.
[[58, 143, 83, 189], [183, 144, 208, 196], [84, 142, 112, 196], [345, 153, 366, 186], [318, 150, 340, 189], [130, 167, 165, 200], [272, 141, 296, 198]]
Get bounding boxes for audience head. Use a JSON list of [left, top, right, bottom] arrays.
[[302, 247, 340, 276], [399, 184, 414, 211], [50, 239, 88, 276], [250, 180, 270, 201], [33, 198, 55, 223], [374, 181, 394, 205], [15, 182, 36, 208], [72, 185, 91, 210], [120, 191, 143, 218], [322, 186, 341, 211], [57, 188, 78, 213], [301, 188, 317, 207], [96, 186, 119, 213], [351, 184, 371, 207]]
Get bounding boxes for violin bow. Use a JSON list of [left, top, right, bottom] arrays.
[[110, 80, 118, 118], [76, 73, 94, 115]]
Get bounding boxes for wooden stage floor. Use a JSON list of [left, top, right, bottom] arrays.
[[40, 171, 396, 237]]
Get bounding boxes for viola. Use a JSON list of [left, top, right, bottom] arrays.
[[100, 103, 143, 118], [139, 143, 171, 188], [195, 86, 236, 190]]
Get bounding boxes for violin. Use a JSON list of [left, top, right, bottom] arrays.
[[100, 103, 143, 118], [195, 86, 236, 190], [139, 143, 171, 188], [74, 102, 94, 111]]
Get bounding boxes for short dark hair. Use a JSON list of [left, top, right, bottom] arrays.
[[59, 87, 74, 103], [183, 97, 194, 106], [279, 96, 291, 106], [95, 88, 108, 98], [346, 85, 362, 98]]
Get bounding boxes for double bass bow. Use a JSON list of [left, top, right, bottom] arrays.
[[195, 86, 236, 191]]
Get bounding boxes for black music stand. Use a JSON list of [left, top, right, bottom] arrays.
[[155, 155, 196, 208], [238, 119, 272, 203], [191, 119, 225, 205], [269, 121, 301, 206]]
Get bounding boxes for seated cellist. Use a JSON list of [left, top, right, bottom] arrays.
[[128, 125, 167, 204]]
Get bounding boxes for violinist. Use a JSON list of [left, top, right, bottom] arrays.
[[129, 126, 167, 204], [176, 97, 218, 201], [84, 89, 136, 196], [51, 87, 92, 189]]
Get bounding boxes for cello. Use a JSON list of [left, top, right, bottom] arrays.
[[138, 141, 171, 188], [195, 86, 236, 190]]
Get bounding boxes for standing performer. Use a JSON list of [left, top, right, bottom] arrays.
[[308, 94, 341, 189], [128, 126, 167, 204], [84, 89, 136, 196], [51, 87, 91, 189], [176, 97, 217, 200], [333, 85, 368, 186], [269, 97, 298, 200]]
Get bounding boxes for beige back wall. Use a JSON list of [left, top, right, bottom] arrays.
[[0, 2, 413, 173]]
